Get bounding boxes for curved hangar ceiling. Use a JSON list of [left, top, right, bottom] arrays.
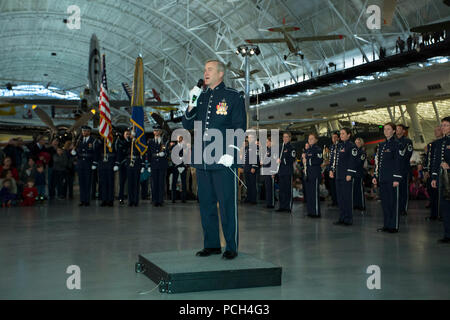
[[0, 0, 449, 104]]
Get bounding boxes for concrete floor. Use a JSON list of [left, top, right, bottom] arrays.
[[0, 198, 448, 300]]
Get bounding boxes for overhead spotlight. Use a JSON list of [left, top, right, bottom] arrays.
[[241, 47, 247, 55], [328, 62, 336, 67], [235, 49, 240, 55], [249, 48, 255, 55]]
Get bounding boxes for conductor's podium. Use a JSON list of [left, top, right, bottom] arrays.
[[136, 250, 282, 294]]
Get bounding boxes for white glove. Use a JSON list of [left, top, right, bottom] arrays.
[[141, 168, 145, 173], [113, 166, 119, 172], [157, 152, 165, 157], [91, 165, 96, 170], [177, 167, 185, 174], [71, 150, 77, 156], [189, 86, 202, 109], [147, 168, 151, 173], [218, 154, 234, 168]]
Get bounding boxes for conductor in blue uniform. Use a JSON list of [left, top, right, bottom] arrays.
[[73, 126, 97, 207], [303, 133, 323, 218], [182, 60, 246, 260], [373, 123, 404, 233], [395, 124, 413, 216], [431, 116, 450, 243]]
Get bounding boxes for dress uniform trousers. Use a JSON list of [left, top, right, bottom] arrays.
[[305, 175, 321, 216], [336, 179, 353, 224], [428, 179, 440, 218], [278, 174, 293, 210], [196, 168, 239, 253], [244, 170, 258, 203], [353, 176, 366, 209], [127, 161, 141, 206], [330, 177, 338, 205], [264, 175, 275, 207], [77, 161, 93, 204], [99, 159, 115, 203], [151, 168, 166, 205], [398, 175, 409, 213], [171, 168, 187, 201], [439, 186, 450, 238], [118, 164, 127, 201], [380, 183, 400, 230]]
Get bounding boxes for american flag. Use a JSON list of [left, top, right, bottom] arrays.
[[99, 54, 113, 151]]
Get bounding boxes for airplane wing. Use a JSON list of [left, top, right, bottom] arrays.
[[294, 35, 344, 42], [0, 97, 178, 108], [410, 20, 450, 34], [245, 38, 287, 44], [268, 27, 300, 32]]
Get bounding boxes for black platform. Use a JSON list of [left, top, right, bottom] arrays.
[[137, 250, 282, 294]]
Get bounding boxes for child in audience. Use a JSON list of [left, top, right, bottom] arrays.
[[35, 164, 46, 201], [0, 179, 16, 207], [22, 179, 38, 206]]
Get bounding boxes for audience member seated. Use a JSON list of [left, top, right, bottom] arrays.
[[0, 178, 17, 207]]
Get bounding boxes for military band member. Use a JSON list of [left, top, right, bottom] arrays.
[[327, 132, 340, 207], [170, 135, 189, 203], [115, 128, 132, 205], [373, 123, 404, 233], [72, 126, 97, 207], [126, 134, 143, 207], [395, 124, 413, 216], [276, 132, 296, 213], [148, 125, 168, 207], [261, 137, 276, 208], [182, 59, 246, 260], [425, 126, 443, 221], [96, 138, 116, 207], [303, 133, 323, 218], [353, 137, 367, 211], [431, 116, 450, 243], [331, 128, 358, 226], [243, 132, 259, 205]]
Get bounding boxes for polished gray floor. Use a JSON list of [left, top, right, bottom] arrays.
[[0, 197, 448, 300]]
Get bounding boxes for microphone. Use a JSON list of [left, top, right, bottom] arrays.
[[191, 79, 204, 105]]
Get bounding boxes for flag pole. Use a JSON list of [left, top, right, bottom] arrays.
[[130, 123, 136, 167]]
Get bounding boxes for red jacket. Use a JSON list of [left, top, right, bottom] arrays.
[[0, 166, 19, 181], [22, 187, 38, 200]]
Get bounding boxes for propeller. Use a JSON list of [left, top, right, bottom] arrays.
[[67, 109, 96, 133], [150, 112, 172, 134], [32, 105, 57, 132]]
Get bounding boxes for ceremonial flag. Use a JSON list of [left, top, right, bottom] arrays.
[[98, 54, 113, 151], [130, 57, 148, 155]]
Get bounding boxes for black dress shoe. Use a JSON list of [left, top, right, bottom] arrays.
[[108, 202, 114, 207], [343, 222, 353, 226], [222, 251, 238, 260], [196, 248, 222, 257], [78, 202, 84, 206], [266, 205, 275, 209], [438, 238, 450, 243], [425, 216, 437, 221], [333, 221, 344, 225], [377, 227, 388, 232], [100, 202, 107, 207], [85, 202, 90, 207], [387, 229, 398, 233], [119, 200, 125, 205]]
